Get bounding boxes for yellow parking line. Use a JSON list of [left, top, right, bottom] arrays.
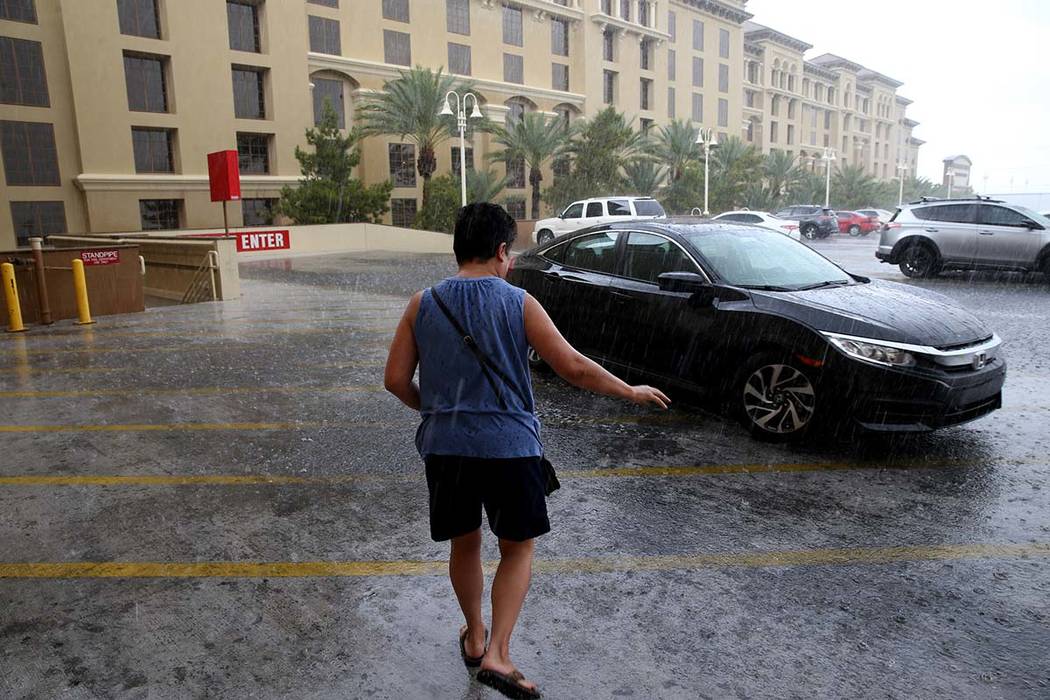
[[0, 360, 387, 375], [0, 384, 384, 399], [0, 421, 365, 433], [0, 324, 396, 343], [2, 339, 391, 358], [1, 543, 1046, 578]]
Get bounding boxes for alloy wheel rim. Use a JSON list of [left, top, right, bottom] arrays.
[[904, 247, 931, 275], [743, 364, 816, 434]]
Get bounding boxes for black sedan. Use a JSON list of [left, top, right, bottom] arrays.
[[509, 220, 1005, 440]]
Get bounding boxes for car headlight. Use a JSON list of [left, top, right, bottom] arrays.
[[824, 335, 916, 367]]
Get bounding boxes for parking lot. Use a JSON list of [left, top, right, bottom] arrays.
[[2, 237, 1049, 698]]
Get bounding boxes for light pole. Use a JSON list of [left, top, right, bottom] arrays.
[[695, 128, 718, 215], [896, 161, 908, 206], [946, 171, 955, 200], [820, 147, 836, 208], [439, 90, 483, 207]]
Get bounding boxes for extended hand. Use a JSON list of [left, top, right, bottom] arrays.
[[629, 385, 671, 410]]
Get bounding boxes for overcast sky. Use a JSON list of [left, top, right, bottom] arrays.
[[745, 0, 1050, 193]]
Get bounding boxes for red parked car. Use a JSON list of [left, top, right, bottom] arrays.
[[836, 210, 879, 236]]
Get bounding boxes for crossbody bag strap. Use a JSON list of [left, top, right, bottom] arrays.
[[430, 286, 528, 412]]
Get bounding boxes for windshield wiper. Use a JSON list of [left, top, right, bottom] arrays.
[[738, 284, 794, 292], [793, 280, 851, 291]]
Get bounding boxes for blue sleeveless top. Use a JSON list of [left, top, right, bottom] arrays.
[[414, 276, 542, 459]]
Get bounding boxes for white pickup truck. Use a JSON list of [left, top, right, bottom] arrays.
[[532, 196, 666, 245]]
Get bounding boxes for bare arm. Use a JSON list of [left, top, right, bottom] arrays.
[[384, 291, 422, 411], [523, 293, 670, 409]]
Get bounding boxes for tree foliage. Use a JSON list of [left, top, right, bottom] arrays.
[[277, 104, 392, 224], [467, 168, 507, 204], [414, 174, 460, 234], [491, 112, 567, 219]]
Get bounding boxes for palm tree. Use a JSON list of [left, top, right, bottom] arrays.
[[466, 168, 507, 204], [763, 150, 802, 210], [490, 112, 567, 219], [832, 163, 879, 210], [709, 136, 763, 212], [357, 67, 476, 213], [653, 119, 698, 182], [623, 159, 667, 197]]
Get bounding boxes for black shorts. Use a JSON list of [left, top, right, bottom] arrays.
[[424, 454, 551, 542]]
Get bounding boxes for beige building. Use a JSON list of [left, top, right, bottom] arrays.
[[741, 22, 923, 183], [1, 0, 762, 247]]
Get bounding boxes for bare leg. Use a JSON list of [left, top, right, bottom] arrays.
[[450, 528, 486, 658], [481, 537, 537, 691]]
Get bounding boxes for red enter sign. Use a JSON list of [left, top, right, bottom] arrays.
[[80, 250, 121, 266], [236, 230, 291, 252]]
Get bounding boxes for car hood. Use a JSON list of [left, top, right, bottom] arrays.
[[533, 217, 561, 230], [749, 279, 991, 347]]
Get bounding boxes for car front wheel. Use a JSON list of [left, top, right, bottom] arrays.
[[848, 224, 862, 236], [537, 229, 554, 245], [738, 354, 818, 441], [899, 241, 941, 278], [801, 224, 818, 239]]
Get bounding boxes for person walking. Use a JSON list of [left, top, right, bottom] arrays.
[[384, 203, 669, 699]]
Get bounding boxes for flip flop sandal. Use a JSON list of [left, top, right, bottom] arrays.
[[459, 627, 486, 668], [476, 668, 541, 699]]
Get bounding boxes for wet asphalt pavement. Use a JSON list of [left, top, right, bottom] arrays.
[[1, 236, 1048, 699]]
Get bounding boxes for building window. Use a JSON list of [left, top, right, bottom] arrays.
[[719, 28, 729, 58], [552, 63, 568, 91], [601, 0, 612, 14], [746, 119, 754, 142], [602, 30, 614, 61], [788, 99, 796, 119], [132, 127, 174, 173], [718, 63, 729, 92], [312, 77, 344, 127], [668, 10, 676, 41], [11, 201, 65, 243], [667, 49, 675, 80], [770, 121, 778, 143], [640, 118, 653, 135], [502, 4, 522, 46], [383, 29, 411, 66], [0, 37, 48, 107], [619, 0, 630, 21], [770, 95, 779, 116], [691, 93, 702, 123], [236, 132, 270, 174], [309, 16, 340, 55], [451, 146, 474, 178], [1, 120, 58, 185], [692, 56, 703, 87], [824, 110, 831, 129], [640, 39, 652, 71], [552, 155, 569, 179], [232, 66, 266, 118], [506, 156, 525, 189], [382, 0, 409, 23], [117, 0, 159, 38], [390, 198, 416, 227], [123, 53, 168, 113], [603, 69, 616, 104], [242, 198, 275, 226], [504, 197, 526, 220], [692, 19, 703, 51], [745, 90, 754, 108], [640, 78, 652, 111], [503, 53, 523, 84], [638, 0, 651, 26], [308, 0, 338, 6], [446, 0, 469, 35], [448, 43, 471, 76], [227, 1, 260, 53], [667, 86, 675, 119], [389, 143, 416, 187], [551, 17, 569, 56], [718, 98, 728, 128], [139, 199, 181, 230]]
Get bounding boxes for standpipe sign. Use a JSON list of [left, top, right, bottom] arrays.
[[79, 250, 121, 266], [235, 230, 291, 252]]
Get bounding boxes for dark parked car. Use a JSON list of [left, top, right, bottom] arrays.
[[510, 220, 1005, 440], [774, 205, 838, 239]]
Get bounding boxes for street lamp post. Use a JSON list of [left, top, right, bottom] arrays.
[[896, 162, 908, 206], [695, 128, 718, 215], [946, 171, 955, 200], [439, 90, 483, 207], [820, 147, 836, 208]]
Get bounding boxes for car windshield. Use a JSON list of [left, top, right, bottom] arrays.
[[681, 227, 852, 289], [633, 200, 665, 216]]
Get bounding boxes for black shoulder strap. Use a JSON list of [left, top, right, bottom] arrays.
[[429, 286, 531, 412]]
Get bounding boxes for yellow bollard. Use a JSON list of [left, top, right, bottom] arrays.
[[71, 259, 96, 325], [2, 262, 25, 333]]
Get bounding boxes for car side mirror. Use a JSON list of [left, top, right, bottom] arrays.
[[657, 272, 709, 294]]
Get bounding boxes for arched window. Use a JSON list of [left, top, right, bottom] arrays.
[[552, 102, 580, 128], [310, 70, 359, 129], [505, 96, 536, 126]]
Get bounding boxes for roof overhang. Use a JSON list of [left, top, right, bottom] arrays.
[[809, 53, 863, 73], [675, 0, 753, 25], [742, 21, 812, 52]]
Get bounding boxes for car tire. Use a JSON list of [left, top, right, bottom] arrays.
[[801, 224, 818, 240], [848, 224, 862, 236], [537, 229, 554, 245], [737, 353, 819, 442], [899, 241, 942, 278]]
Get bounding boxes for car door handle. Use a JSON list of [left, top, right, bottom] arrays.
[[978, 229, 995, 235], [924, 228, 939, 233]]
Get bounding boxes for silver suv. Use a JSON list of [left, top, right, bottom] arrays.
[[877, 197, 1050, 280]]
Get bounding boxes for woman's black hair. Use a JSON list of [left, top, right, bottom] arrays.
[[453, 202, 517, 264]]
